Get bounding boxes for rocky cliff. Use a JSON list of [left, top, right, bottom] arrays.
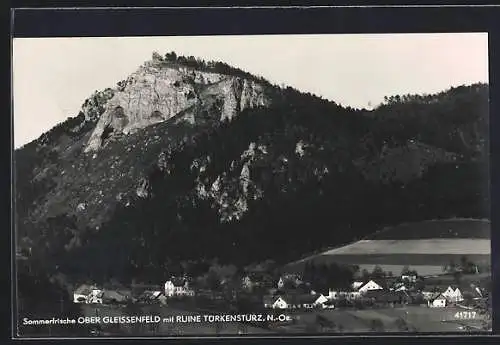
[[85, 58, 271, 152]]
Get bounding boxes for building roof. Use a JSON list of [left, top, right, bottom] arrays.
[[363, 290, 386, 299], [432, 294, 447, 302], [137, 290, 164, 300], [357, 279, 385, 290], [102, 290, 129, 301], [364, 290, 410, 302], [264, 293, 321, 306], [283, 294, 318, 305]]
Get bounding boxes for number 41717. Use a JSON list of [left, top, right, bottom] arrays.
[[454, 311, 477, 319]]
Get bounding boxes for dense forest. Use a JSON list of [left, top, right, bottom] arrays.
[[14, 54, 489, 290]]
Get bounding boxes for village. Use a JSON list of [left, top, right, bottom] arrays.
[[71, 260, 491, 334]]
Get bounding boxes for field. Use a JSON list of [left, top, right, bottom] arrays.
[[78, 302, 490, 336], [321, 239, 490, 256], [274, 306, 489, 334], [286, 219, 491, 277]]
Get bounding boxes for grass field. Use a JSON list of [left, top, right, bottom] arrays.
[[286, 219, 491, 277], [271, 305, 488, 334], [321, 239, 490, 255], [79, 303, 489, 336]]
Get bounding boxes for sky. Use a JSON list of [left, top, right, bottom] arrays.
[[12, 33, 489, 148]]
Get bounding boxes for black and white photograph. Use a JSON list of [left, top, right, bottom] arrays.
[[13, 33, 491, 337]]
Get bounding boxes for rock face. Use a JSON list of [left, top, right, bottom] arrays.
[[84, 60, 271, 152]]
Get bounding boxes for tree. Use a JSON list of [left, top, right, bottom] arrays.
[[165, 51, 177, 62], [361, 269, 370, 281], [372, 265, 385, 279], [401, 265, 410, 276], [453, 270, 463, 284], [152, 51, 163, 61], [460, 255, 468, 271], [444, 260, 457, 274]]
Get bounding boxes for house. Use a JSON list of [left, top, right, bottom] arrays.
[[428, 294, 447, 308], [164, 277, 195, 297], [395, 285, 408, 292], [73, 285, 103, 304], [277, 274, 302, 289], [313, 294, 329, 307], [137, 290, 164, 304], [351, 281, 365, 290], [328, 289, 361, 301], [263, 294, 327, 309], [345, 291, 362, 300], [73, 284, 93, 303], [442, 286, 464, 303], [328, 289, 339, 300], [88, 288, 104, 304], [241, 276, 254, 291], [472, 286, 484, 299], [327, 280, 383, 301], [422, 291, 436, 301], [401, 274, 418, 283], [323, 300, 335, 309], [263, 296, 288, 309], [364, 290, 410, 306], [101, 290, 130, 304], [357, 280, 384, 294]]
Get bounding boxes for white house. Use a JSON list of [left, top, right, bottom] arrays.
[[277, 274, 302, 289], [422, 291, 435, 301], [429, 294, 447, 308], [272, 297, 289, 309], [87, 288, 104, 304], [358, 280, 383, 294], [164, 278, 195, 297], [328, 289, 338, 300], [241, 276, 254, 291], [264, 294, 327, 310], [328, 289, 361, 301], [346, 291, 362, 300], [73, 284, 93, 303], [351, 281, 365, 290], [442, 286, 464, 303], [73, 285, 103, 304], [314, 294, 328, 306], [401, 274, 417, 283], [395, 285, 408, 292], [277, 277, 285, 289]]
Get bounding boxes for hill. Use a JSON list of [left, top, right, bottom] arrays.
[[14, 51, 490, 285], [368, 218, 490, 240]]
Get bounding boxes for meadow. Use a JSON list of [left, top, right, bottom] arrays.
[[286, 219, 491, 277]]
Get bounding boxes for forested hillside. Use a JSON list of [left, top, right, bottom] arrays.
[[14, 53, 489, 286]]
